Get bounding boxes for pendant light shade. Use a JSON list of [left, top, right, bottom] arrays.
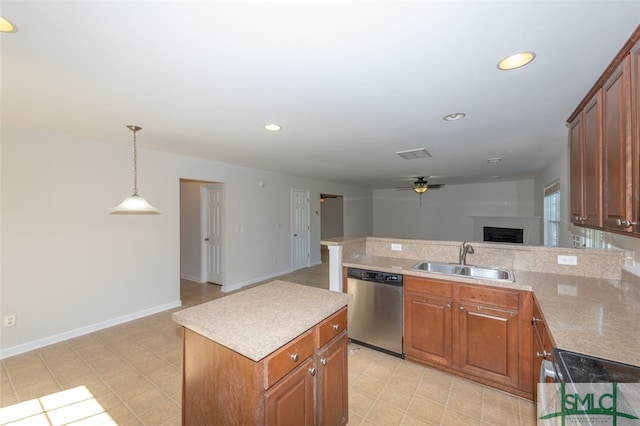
[[110, 195, 160, 215], [110, 125, 160, 215]]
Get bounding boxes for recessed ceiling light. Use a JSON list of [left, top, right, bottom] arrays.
[[497, 51, 536, 70], [487, 157, 502, 163], [442, 112, 466, 121], [264, 124, 281, 131], [0, 16, 17, 33]]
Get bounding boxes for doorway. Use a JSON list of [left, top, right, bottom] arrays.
[[179, 179, 225, 285]]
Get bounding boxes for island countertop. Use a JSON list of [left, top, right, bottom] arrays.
[[172, 280, 351, 362]]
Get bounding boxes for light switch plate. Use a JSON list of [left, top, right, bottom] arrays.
[[391, 243, 402, 251], [557, 255, 578, 266]]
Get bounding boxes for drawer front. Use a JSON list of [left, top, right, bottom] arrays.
[[316, 307, 348, 348], [405, 276, 452, 298], [457, 284, 519, 310], [264, 329, 315, 389]]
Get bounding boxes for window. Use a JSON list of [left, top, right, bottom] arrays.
[[543, 181, 560, 246], [583, 228, 606, 248]]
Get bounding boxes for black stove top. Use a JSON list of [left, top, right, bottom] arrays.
[[555, 349, 640, 383]]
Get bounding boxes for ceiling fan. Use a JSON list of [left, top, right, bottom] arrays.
[[395, 177, 444, 207]]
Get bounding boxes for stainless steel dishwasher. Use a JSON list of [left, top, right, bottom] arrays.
[[346, 267, 404, 357]]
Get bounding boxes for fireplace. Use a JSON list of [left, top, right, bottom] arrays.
[[471, 216, 541, 245], [483, 226, 524, 244]]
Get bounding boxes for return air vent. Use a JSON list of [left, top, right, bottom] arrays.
[[395, 148, 432, 160]]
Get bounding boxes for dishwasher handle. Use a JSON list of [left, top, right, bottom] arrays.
[[347, 268, 403, 286]]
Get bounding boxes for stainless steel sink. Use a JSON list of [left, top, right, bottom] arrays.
[[411, 261, 460, 275], [410, 261, 514, 282], [458, 266, 513, 281]]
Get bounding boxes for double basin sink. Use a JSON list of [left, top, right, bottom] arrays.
[[411, 261, 514, 282]]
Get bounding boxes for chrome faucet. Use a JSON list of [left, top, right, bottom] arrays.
[[459, 241, 475, 265]]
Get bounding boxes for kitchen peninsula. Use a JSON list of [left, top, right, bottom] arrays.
[[172, 280, 351, 425], [323, 236, 640, 399]]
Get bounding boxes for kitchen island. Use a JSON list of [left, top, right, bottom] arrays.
[[172, 280, 351, 425]]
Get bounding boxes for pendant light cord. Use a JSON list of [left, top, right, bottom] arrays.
[[132, 128, 138, 196], [127, 125, 142, 197]]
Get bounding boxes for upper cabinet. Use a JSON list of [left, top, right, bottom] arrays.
[[602, 57, 633, 230], [569, 26, 640, 237], [569, 92, 602, 228], [632, 39, 640, 234]]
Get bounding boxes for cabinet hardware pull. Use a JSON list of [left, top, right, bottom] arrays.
[[308, 367, 316, 376], [446, 303, 451, 309], [533, 317, 543, 323], [459, 306, 464, 311], [321, 358, 327, 366], [536, 350, 550, 358], [616, 218, 638, 228], [332, 324, 340, 331], [291, 353, 299, 362]]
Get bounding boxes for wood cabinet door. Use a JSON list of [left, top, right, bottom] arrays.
[[569, 94, 602, 228], [316, 332, 349, 426], [631, 39, 640, 234], [569, 114, 585, 223], [602, 56, 633, 231], [457, 302, 519, 388], [265, 357, 315, 426], [582, 92, 604, 228], [403, 291, 453, 367], [532, 297, 556, 400]]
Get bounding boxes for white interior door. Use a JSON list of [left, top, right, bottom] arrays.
[[202, 184, 224, 284], [292, 190, 310, 271]]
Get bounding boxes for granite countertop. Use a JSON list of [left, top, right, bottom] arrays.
[[343, 254, 640, 367], [172, 280, 351, 362]]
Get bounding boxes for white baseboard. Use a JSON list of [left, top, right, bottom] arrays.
[[221, 269, 292, 293], [180, 273, 204, 283], [0, 300, 182, 360], [220, 261, 324, 292]]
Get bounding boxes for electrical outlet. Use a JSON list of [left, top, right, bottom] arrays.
[[624, 249, 635, 267], [4, 315, 16, 327], [391, 243, 402, 251], [557, 255, 578, 266]]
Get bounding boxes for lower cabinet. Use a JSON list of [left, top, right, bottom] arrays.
[[404, 276, 533, 399], [532, 294, 556, 402], [404, 280, 453, 367], [458, 301, 519, 388], [182, 307, 349, 425], [265, 358, 315, 425], [316, 332, 349, 426]]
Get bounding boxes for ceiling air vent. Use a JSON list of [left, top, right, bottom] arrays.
[[395, 148, 432, 160]]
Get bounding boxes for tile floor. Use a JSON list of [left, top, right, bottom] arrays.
[[0, 255, 536, 425]]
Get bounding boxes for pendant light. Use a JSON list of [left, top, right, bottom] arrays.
[[110, 125, 160, 215]]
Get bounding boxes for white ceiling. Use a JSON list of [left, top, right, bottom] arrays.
[[2, 1, 639, 189]]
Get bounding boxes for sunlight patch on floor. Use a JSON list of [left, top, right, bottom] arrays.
[[0, 386, 115, 426]]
